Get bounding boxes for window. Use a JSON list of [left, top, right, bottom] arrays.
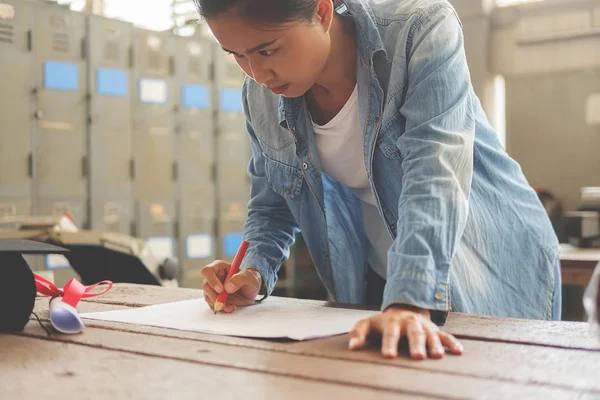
[[496, 0, 546, 6], [103, 0, 174, 31]]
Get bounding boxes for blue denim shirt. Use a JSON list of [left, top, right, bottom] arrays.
[[239, 0, 561, 320]]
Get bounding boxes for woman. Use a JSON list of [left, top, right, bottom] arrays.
[[197, 0, 562, 360]]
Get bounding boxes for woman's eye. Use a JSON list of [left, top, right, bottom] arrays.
[[225, 51, 244, 59], [258, 49, 275, 57]]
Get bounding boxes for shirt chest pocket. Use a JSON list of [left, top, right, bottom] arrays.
[[264, 155, 304, 199], [378, 121, 404, 160]]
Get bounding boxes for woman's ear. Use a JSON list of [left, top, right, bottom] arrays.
[[315, 0, 334, 33]]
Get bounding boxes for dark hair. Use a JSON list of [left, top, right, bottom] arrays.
[[194, 0, 318, 25]]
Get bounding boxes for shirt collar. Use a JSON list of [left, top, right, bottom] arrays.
[[277, 0, 388, 128]]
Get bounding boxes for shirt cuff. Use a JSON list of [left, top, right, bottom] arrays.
[[240, 251, 276, 299], [382, 272, 451, 326]]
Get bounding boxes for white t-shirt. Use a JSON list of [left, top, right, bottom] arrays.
[[311, 84, 393, 278]]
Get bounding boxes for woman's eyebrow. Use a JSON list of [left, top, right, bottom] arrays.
[[222, 38, 280, 55]]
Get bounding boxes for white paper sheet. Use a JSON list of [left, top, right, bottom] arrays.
[[80, 297, 379, 341]]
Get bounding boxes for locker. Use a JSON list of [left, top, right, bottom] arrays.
[[0, 0, 33, 219], [173, 34, 215, 287], [31, 3, 87, 228], [213, 51, 250, 260], [216, 131, 251, 202], [87, 15, 134, 234], [132, 28, 176, 262], [218, 202, 248, 260]]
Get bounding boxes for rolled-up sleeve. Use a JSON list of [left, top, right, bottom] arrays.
[[383, 6, 475, 321], [239, 80, 301, 296]]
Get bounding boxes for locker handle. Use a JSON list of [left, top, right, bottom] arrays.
[[172, 162, 178, 181], [129, 159, 135, 180], [27, 30, 32, 52], [27, 153, 33, 178], [128, 46, 134, 68], [213, 219, 219, 239], [81, 38, 87, 59], [209, 62, 215, 81], [169, 56, 175, 76], [82, 156, 88, 178]]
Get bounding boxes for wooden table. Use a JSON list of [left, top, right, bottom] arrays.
[[560, 244, 600, 321], [560, 244, 600, 286], [2, 284, 599, 399]]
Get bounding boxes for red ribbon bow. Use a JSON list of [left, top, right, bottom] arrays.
[[34, 274, 113, 308]]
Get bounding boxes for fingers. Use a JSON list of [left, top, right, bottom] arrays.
[[202, 263, 260, 313], [201, 261, 229, 293], [203, 289, 236, 313], [381, 317, 402, 358], [423, 324, 445, 359], [220, 292, 255, 306], [346, 307, 463, 360], [203, 287, 215, 310], [439, 331, 464, 355], [348, 318, 371, 350], [203, 282, 218, 304], [222, 304, 236, 313], [406, 316, 427, 360], [224, 270, 261, 294]]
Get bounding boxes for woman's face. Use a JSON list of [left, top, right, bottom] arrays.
[[206, 3, 333, 98]]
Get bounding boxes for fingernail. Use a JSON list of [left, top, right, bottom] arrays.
[[225, 283, 235, 293], [225, 305, 234, 313], [437, 346, 445, 355], [385, 348, 397, 358], [215, 284, 222, 293], [348, 338, 359, 350]]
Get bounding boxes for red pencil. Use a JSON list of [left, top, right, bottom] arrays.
[[214, 240, 249, 314]]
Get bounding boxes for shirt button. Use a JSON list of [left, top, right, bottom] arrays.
[[302, 162, 308, 170], [434, 293, 444, 301], [284, 188, 291, 196], [324, 252, 329, 258], [374, 116, 381, 124]]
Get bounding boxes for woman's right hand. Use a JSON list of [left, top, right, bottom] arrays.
[[201, 261, 262, 313]]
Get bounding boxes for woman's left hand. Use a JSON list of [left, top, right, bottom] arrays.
[[348, 305, 464, 359]]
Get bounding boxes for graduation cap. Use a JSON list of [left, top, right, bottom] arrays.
[[0, 239, 69, 333], [45, 231, 165, 286], [0, 224, 177, 287]]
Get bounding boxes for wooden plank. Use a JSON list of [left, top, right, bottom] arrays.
[[79, 284, 202, 307], [561, 264, 596, 286], [0, 334, 423, 400], [82, 283, 325, 308], [15, 322, 591, 400], [443, 313, 600, 351], [291, 335, 600, 393], [27, 300, 600, 395], [79, 284, 600, 351], [560, 244, 600, 263], [33, 297, 131, 316]]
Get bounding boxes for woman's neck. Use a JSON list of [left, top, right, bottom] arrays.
[[314, 15, 357, 94], [307, 15, 358, 124]]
